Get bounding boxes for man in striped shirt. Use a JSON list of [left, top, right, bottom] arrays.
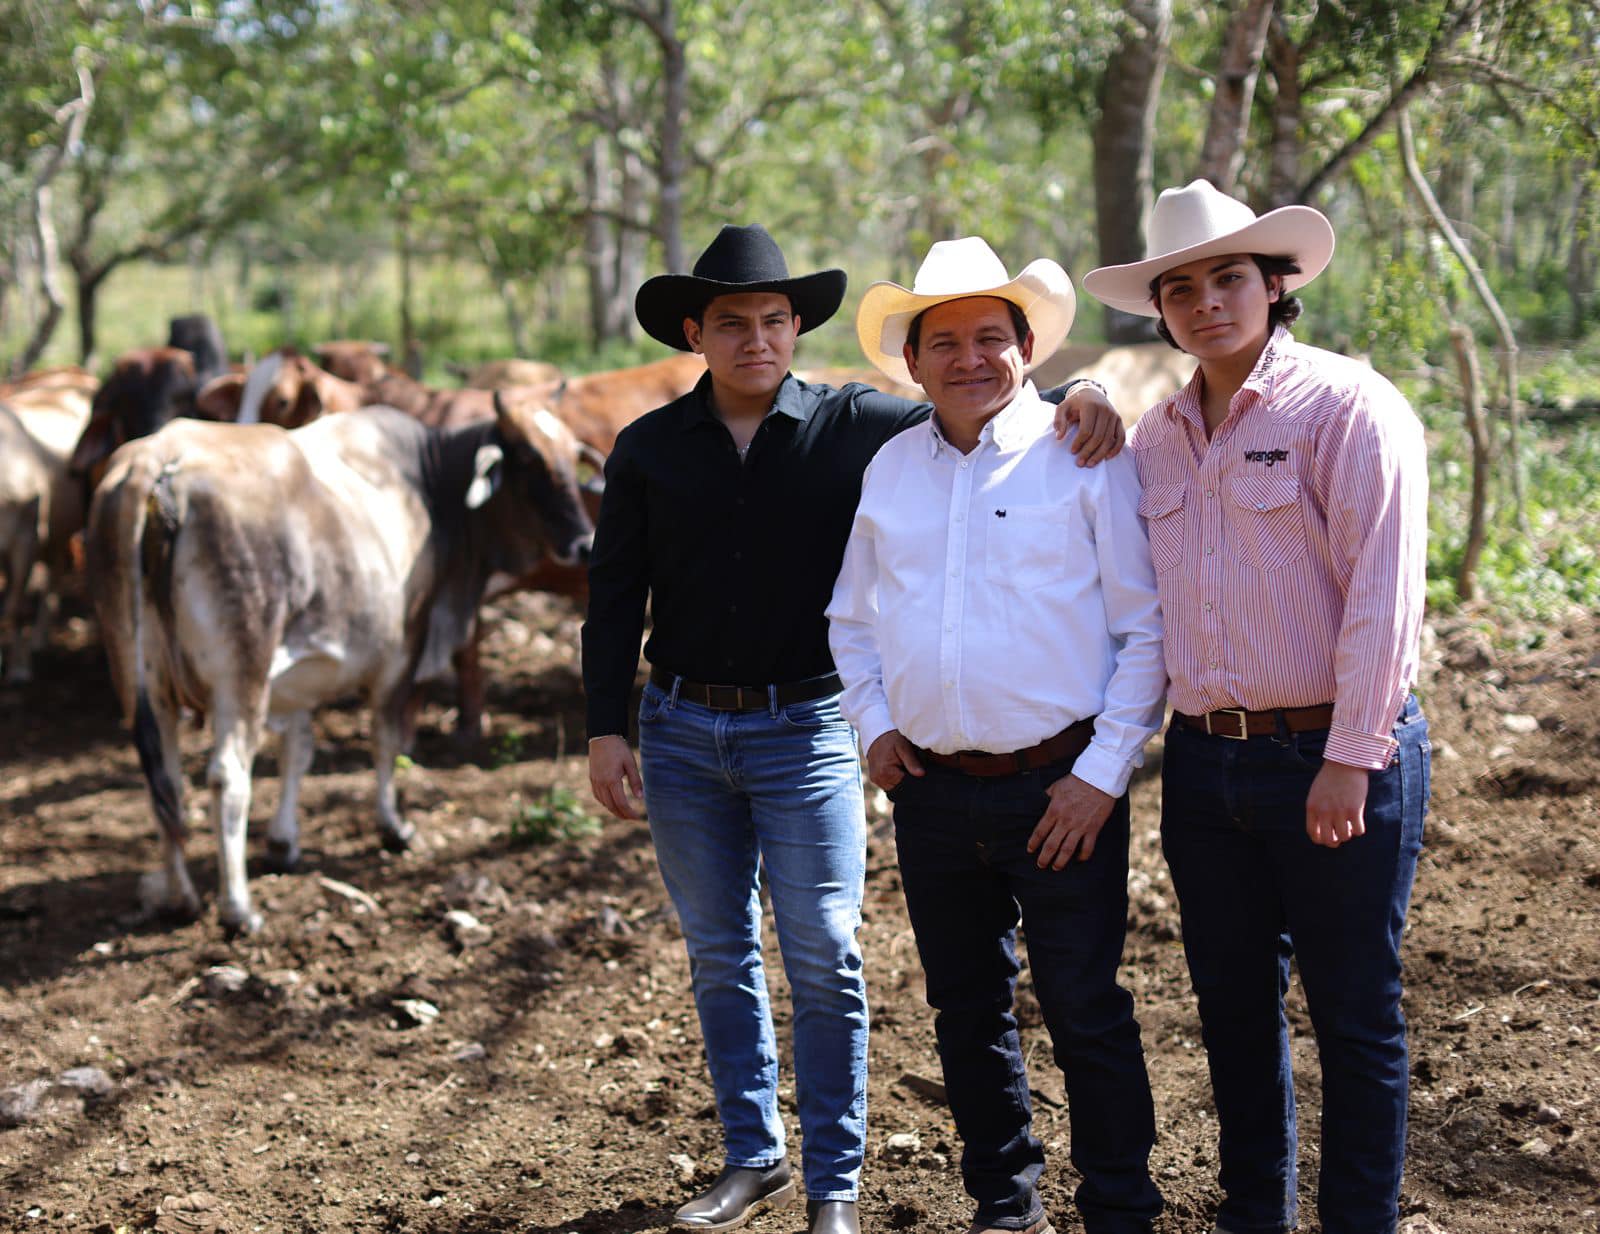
[[1082, 180, 1431, 1234]]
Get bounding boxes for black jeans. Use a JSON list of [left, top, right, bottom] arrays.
[[891, 757, 1162, 1233]]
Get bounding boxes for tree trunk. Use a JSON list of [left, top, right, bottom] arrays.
[[1448, 324, 1490, 603], [584, 137, 619, 346], [13, 60, 95, 377], [1398, 107, 1524, 529], [72, 256, 117, 371], [1264, 16, 1303, 207], [654, 0, 687, 273], [1194, 0, 1276, 194], [397, 214, 422, 379], [1091, 0, 1172, 342], [1568, 165, 1595, 337], [613, 145, 647, 341]]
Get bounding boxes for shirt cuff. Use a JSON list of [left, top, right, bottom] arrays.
[[585, 697, 630, 742], [1324, 723, 1398, 772], [853, 703, 898, 760], [1070, 741, 1136, 799]]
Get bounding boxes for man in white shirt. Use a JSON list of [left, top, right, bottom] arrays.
[[827, 238, 1166, 1234]]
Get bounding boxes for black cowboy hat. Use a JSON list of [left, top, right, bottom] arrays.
[[634, 224, 847, 350]]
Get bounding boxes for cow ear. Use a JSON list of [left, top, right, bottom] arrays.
[[69, 414, 119, 477], [465, 444, 504, 509]]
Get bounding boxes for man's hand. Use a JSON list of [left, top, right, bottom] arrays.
[[1306, 760, 1370, 848], [589, 735, 644, 821], [1053, 384, 1125, 466], [1028, 773, 1116, 868], [866, 730, 925, 792]]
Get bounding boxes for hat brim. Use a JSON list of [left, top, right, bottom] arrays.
[[854, 259, 1076, 387], [634, 269, 847, 351], [1081, 206, 1335, 318]]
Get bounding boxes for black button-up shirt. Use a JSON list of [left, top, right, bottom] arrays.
[[582, 372, 928, 737]]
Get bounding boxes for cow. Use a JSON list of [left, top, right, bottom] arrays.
[[310, 340, 483, 427], [449, 357, 565, 389], [85, 396, 594, 934], [793, 366, 926, 402], [0, 375, 94, 681], [69, 314, 230, 487]]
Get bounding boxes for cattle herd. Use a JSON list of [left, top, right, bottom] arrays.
[[1, 315, 1187, 937]]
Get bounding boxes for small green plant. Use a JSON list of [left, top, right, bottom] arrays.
[[489, 730, 528, 770], [509, 786, 602, 847]]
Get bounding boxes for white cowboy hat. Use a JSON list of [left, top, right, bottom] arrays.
[[1081, 179, 1335, 318], [855, 237, 1076, 387]]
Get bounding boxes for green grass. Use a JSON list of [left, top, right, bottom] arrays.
[[508, 786, 602, 848]]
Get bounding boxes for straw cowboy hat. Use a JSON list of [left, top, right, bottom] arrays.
[[1081, 179, 1335, 318], [854, 237, 1076, 387], [635, 223, 847, 350]]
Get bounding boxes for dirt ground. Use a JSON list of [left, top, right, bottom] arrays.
[[2, 592, 1597, 1234]]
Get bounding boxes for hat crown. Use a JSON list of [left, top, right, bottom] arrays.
[[1147, 179, 1262, 262], [910, 237, 1012, 297], [691, 224, 792, 284]]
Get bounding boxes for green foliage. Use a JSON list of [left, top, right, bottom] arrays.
[[1420, 354, 1600, 621], [509, 786, 602, 848]]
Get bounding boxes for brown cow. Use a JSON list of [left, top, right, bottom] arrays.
[[86, 397, 593, 933], [69, 315, 230, 485], [450, 357, 565, 389]]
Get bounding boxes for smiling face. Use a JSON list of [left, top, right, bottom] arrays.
[[903, 295, 1034, 434], [682, 291, 799, 410], [1154, 253, 1282, 364]]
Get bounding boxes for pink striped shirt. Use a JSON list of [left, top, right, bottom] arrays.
[[1129, 327, 1428, 771]]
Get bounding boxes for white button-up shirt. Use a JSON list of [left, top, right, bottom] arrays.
[[826, 382, 1166, 797]]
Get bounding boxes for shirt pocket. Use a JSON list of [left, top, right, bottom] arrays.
[[983, 504, 1074, 591], [1136, 482, 1187, 575], [1229, 472, 1308, 571]]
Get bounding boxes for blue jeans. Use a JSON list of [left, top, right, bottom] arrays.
[[890, 758, 1162, 1234], [1160, 697, 1430, 1234], [637, 678, 868, 1201]]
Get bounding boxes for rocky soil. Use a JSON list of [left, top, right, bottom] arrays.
[[2, 594, 1596, 1234]]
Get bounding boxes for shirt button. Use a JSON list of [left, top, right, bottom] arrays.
[[959, 460, 968, 469], [1205, 546, 1215, 555], [944, 624, 954, 632], [943, 681, 953, 689], [1256, 502, 1267, 511], [728, 604, 737, 614], [1205, 488, 1215, 498], [733, 551, 742, 561], [1204, 601, 1213, 611], [1209, 660, 1217, 668]]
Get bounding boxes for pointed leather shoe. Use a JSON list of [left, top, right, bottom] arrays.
[[806, 1200, 860, 1234], [673, 1162, 796, 1231]]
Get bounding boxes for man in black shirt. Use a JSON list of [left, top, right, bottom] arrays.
[[582, 225, 1122, 1234]]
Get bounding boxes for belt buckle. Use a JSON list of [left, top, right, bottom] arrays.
[[706, 683, 742, 710], [1206, 708, 1250, 740]]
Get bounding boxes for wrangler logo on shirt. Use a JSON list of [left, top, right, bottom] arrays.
[[1243, 448, 1290, 466]]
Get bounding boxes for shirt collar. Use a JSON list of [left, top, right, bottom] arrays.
[[677, 370, 813, 432], [925, 380, 1043, 457], [1168, 324, 1293, 430]]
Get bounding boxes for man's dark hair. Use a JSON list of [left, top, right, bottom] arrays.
[[1149, 255, 1303, 350], [906, 298, 1031, 357]]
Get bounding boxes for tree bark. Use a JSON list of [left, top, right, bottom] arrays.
[[13, 59, 95, 377], [1567, 165, 1594, 337], [1195, 0, 1276, 194], [1398, 107, 1524, 529], [584, 137, 619, 346], [1264, 15, 1303, 207], [1091, 0, 1172, 342], [652, 0, 687, 273], [1448, 323, 1490, 603]]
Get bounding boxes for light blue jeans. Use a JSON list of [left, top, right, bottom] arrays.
[[637, 677, 868, 1201]]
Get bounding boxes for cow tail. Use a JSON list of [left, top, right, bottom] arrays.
[[131, 461, 185, 843]]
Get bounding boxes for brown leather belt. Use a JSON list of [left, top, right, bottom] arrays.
[[913, 717, 1096, 778], [1174, 703, 1335, 740], [649, 666, 841, 712]]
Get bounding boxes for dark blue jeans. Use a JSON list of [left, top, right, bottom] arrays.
[[891, 758, 1162, 1234], [1160, 697, 1430, 1234]]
